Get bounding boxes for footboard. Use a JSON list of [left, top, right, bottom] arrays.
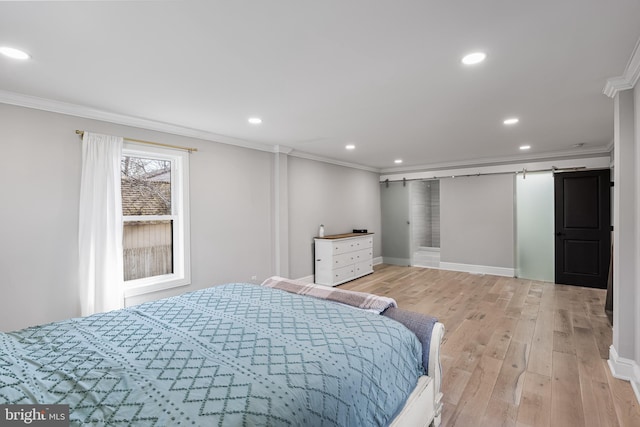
[[383, 307, 445, 427], [428, 322, 445, 427], [388, 320, 445, 427]]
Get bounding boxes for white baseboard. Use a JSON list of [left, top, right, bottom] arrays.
[[608, 345, 640, 405], [300, 259, 514, 284], [438, 262, 514, 277], [383, 257, 411, 266], [295, 274, 315, 284]]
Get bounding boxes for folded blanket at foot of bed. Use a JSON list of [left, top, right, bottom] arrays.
[[261, 275, 397, 313]]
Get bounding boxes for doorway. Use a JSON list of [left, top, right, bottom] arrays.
[[380, 179, 441, 267], [410, 180, 440, 267], [554, 169, 611, 288], [380, 181, 411, 266]]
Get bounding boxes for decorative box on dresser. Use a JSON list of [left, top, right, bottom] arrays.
[[314, 233, 374, 286]]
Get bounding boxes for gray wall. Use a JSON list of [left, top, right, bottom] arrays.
[[0, 103, 381, 331], [611, 86, 639, 384], [1, 105, 82, 330], [288, 156, 381, 279], [440, 174, 514, 268]]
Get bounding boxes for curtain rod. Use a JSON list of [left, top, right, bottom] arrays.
[[75, 130, 198, 153]]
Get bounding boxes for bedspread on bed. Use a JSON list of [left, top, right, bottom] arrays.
[[0, 283, 423, 426]]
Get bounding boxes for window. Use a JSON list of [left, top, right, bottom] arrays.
[[121, 143, 190, 297]]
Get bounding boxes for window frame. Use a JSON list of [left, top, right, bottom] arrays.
[[121, 142, 191, 298]]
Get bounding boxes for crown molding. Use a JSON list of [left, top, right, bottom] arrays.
[[606, 138, 615, 153], [379, 146, 611, 174], [604, 36, 640, 98], [273, 145, 294, 154], [0, 89, 276, 153], [287, 150, 380, 173], [603, 77, 634, 98]]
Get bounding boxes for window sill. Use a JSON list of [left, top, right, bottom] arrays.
[[124, 274, 190, 298]]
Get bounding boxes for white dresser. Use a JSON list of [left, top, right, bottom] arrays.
[[314, 233, 374, 286]]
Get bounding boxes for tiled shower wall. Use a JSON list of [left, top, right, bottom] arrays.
[[431, 181, 440, 247], [410, 180, 440, 248]]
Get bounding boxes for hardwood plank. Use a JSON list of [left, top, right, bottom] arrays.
[[440, 401, 457, 427], [580, 372, 606, 427], [538, 283, 556, 309], [446, 355, 503, 426], [442, 319, 482, 356], [442, 367, 472, 406], [491, 341, 528, 405], [513, 317, 536, 346], [552, 330, 575, 354], [506, 280, 530, 311], [551, 351, 585, 426], [527, 308, 554, 377], [591, 380, 620, 427], [485, 317, 518, 360], [521, 297, 540, 321], [453, 341, 487, 373], [515, 371, 551, 427], [554, 308, 573, 334], [573, 326, 607, 383], [572, 311, 592, 329], [591, 317, 614, 359], [482, 398, 518, 427]]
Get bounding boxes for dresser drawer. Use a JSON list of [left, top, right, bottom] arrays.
[[352, 248, 373, 263], [333, 265, 355, 283], [333, 252, 355, 268], [332, 239, 356, 255], [354, 260, 373, 276], [351, 236, 373, 250]]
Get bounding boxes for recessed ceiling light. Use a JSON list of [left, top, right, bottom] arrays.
[[248, 117, 262, 124], [503, 118, 519, 125], [394, 159, 403, 164], [345, 144, 355, 150], [520, 145, 531, 150], [461, 52, 486, 65], [0, 46, 30, 60]]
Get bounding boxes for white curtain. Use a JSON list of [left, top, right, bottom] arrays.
[[78, 132, 124, 316]]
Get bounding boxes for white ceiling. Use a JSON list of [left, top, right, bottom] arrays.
[[1, 1, 639, 171]]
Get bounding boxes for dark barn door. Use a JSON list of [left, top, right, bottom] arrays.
[[554, 169, 611, 288]]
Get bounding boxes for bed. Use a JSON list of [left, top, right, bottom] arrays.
[[0, 277, 444, 426]]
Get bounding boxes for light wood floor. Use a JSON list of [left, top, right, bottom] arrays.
[[341, 264, 640, 427]]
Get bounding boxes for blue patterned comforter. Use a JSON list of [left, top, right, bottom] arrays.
[[0, 283, 423, 426]]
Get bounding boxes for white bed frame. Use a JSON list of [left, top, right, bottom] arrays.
[[390, 322, 445, 427]]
